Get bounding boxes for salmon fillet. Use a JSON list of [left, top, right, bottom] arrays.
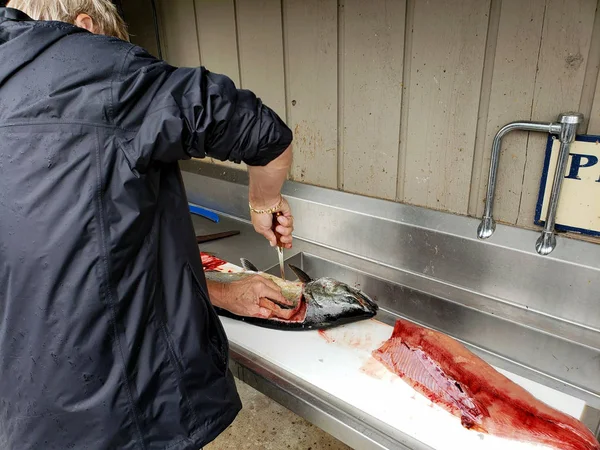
[[373, 319, 600, 450]]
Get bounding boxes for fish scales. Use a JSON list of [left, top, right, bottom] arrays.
[[373, 319, 600, 450]]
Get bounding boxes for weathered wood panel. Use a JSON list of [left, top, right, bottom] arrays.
[[578, 3, 600, 134], [394, 0, 416, 201], [194, 0, 240, 86], [516, 0, 596, 228], [589, 79, 600, 134], [587, 2, 600, 136], [137, 0, 600, 243], [194, 0, 243, 170], [466, 0, 501, 217], [471, 0, 546, 222], [284, 0, 338, 188], [342, 0, 405, 200], [156, 0, 201, 67], [401, 0, 490, 213], [121, 0, 160, 57], [235, 0, 286, 120]]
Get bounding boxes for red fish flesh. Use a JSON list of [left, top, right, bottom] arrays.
[[200, 253, 228, 271], [373, 319, 600, 450]]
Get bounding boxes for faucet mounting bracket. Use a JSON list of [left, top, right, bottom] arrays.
[[477, 112, 583, 255]]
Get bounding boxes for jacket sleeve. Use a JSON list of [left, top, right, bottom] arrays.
[[112, 45, 293, 171]]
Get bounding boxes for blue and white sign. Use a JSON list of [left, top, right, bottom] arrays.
[[535, 135, 600, 237]]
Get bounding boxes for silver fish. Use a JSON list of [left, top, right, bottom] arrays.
[[205, 258, 378, 330]]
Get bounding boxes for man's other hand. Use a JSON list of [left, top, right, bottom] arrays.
[[250, 197, 294, 249], [206, 276, 295, 319], [247, 145, 294, 248]]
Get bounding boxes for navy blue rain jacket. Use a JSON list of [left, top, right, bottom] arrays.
[[0, 7, 292, 450]]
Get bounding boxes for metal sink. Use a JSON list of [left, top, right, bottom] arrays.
[[185, 161, 600, 442], [266, 250, 600, 417]]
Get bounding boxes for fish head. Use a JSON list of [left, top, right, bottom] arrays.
[[304, 277, 378, 322]]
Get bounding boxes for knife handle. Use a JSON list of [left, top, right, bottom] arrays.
[[271, 211, 284, 248]]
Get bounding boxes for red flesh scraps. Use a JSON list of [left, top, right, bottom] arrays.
[[200, 253, 228, 271], [264, 300, 307, 323], [373, 319, 600, 450]]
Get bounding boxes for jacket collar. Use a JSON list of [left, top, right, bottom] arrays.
[[0, 7, 33, 22]]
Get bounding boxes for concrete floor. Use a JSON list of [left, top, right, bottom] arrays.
[[205, 378, 352, 450]]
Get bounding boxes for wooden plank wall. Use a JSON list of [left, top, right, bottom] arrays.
[[126, 0, 600, 239]]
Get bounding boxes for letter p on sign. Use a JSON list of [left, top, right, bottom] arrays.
[[565, 153, 600, 181], [538, 137, 600, 236]]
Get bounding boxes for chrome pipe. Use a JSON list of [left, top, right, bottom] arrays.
[[535, 113, 583, 255], [477, 121, 561, 240], [477, 112, 584, 256]]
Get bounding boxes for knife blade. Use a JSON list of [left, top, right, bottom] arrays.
[[196, 230, 240, 244], [272, 212, 285, 280]]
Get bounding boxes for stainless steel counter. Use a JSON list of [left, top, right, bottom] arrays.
[[183, 160, 600, 447]]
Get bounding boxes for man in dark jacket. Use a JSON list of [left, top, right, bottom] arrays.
[[0, 2, 296, 449]]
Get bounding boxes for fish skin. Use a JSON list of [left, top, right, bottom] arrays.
[[373, 319, 600, 450], [203, 257, 378, 331]]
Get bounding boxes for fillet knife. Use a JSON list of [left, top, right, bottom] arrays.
[[272, 212, 285, 280]]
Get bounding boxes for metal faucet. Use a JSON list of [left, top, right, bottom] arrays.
[[477, 112, 583, 255]]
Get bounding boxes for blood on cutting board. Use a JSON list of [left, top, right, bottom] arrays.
[[318, 330, 335, 343], [200, 252, 227, 271], [318, 328, 384, 351], [359, 357, 391, 380]]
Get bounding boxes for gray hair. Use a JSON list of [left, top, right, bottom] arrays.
[[7, 0, 129, 41]]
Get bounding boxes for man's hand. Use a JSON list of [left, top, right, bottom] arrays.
[[248, 146, 294, 248], [206, 276, 295, 319], [250, 198, 294, 249]]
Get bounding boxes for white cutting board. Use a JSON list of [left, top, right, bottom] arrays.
[[205, 256, 587, 449], [221, 317, 587, 450]]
